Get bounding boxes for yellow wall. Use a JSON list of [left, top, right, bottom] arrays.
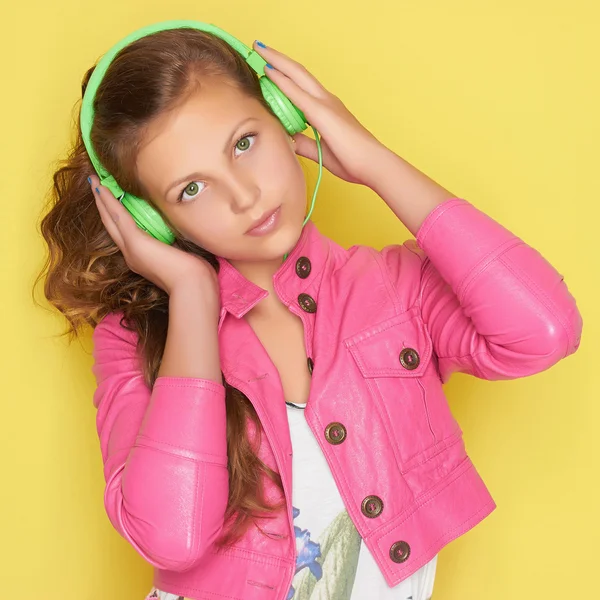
[[2, 1, 597, 598]]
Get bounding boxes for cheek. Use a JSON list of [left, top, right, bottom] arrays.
[[173, 202, 230, 247], [264, 145, 306, 194]]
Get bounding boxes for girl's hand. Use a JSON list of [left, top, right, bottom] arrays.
[[89, 175, 220, 300], [253, 40, 388, 187]]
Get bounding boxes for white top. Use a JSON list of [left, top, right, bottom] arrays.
[[285, 400, 438, 600]]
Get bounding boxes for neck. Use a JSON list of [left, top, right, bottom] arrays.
[[228, 224, 307, 291]]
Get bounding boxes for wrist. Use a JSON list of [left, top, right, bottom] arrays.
[[168, 273, 219, 302]]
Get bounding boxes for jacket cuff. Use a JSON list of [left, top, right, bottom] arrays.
[[136, 377, 228, 464]]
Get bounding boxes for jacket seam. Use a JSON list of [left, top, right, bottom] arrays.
[[345, 306, 420, 342], [371, 455, 472, 541], [383, 498, 496, 584], [135, 437, 228, 466], [456, 238, 523, 301], [371, 246, 405, 313], [418, 498, 496, 560], [416, 260, 486, 378], [154, 579, 243, 600], [372, 459, 474, 580], [400, 429, 463, 474], [211, 547, 294, 566], [154, 379, 226, 394], [416, 199, 465, 248]]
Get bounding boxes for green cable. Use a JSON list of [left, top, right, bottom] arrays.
[[282, 125, 323, 262]]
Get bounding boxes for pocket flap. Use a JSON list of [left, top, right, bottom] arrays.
[[345, 309, 432, 378]]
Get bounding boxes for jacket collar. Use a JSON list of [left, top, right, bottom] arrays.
[[216, 220, 331, 320]]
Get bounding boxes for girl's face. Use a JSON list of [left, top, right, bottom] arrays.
[[135, 77, 308, 264]]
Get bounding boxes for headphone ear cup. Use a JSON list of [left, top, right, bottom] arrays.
[[260, 77, 308, 135], [120, 193, 175, 244]]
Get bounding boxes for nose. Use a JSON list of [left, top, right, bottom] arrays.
[[226, 172, 261, 213]]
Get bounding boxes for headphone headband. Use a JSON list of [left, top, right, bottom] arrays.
[[80, 20, 272, 199], [79, 20, 319, 247]]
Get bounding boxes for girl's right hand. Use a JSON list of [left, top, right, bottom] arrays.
[[89, 174, 220, 299]]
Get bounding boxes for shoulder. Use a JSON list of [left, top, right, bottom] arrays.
[[92, 311, 139, 356], [91, 312, 146, 399], [376, 239, 427, 280], [332, 238, 427, 309]]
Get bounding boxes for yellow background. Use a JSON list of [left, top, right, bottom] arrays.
[[1, 0, 597, 598]]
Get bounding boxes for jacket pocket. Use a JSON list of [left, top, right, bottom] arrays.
[[344, 307, 461, 471]]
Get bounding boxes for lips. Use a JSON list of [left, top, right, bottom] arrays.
[[246, 206, 281, 235]]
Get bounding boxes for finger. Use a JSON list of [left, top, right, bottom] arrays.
[[292, 133, 321, 162], [260, 63, 320, 120], [90, 176, 139, 235], [93, 187, 125, 248], [292, 134, 350, 181], [252, 41, 327, 98], [88, 175, 128, 241]]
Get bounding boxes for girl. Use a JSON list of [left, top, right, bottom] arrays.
[[38, 24, 582, 600]]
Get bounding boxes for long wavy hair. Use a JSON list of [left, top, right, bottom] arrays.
[[34, 28, 287, 549]]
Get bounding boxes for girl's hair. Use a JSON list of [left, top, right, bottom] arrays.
[[34, 28, 286, 549]]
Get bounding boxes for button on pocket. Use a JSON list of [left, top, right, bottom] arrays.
[[344, 309, 439, 469], [345, 309, 431, 378], [344, 309, 461, 472], [399, 347, 420, 370]]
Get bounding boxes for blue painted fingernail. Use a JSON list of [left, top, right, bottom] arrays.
[[87, 176, 91, 184], [266, 63, 274, 69], [256, 41, 266, 48], [95, 187, 100, 194]]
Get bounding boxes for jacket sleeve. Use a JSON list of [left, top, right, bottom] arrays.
[[91, 312, 229, 571], [382, 198, 582, 382]]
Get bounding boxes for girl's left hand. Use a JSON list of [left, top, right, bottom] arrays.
[[253, 40, 388, 187]]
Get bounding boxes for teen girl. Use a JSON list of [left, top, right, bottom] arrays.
[[38, 21, 582, 600]]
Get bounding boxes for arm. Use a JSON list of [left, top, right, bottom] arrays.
[[381, 199, 582, 382], [367, 145, 581, 381], [92, 282, 228, 571]]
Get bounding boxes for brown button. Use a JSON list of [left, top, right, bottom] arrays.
[[399, 348, 420, 370], [361, 495, 384, 518], [389, 541, 411, 563], [324, 422, 347, 445], [295, 256, 312, 279], [307, 357, 314, 375], [298, 293, 317, 313]]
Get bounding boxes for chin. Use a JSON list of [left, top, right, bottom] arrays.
[[258, 202, 304, 254], [280, 212, 305, 249], [260, 227, 303, 262]]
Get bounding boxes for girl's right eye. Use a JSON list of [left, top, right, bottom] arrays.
[[177, 181, 206, 203]]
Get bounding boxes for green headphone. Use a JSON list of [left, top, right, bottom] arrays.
[[80, 19, 323, 246]]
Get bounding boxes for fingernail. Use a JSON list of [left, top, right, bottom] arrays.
[[256, 41, 266, 48], [87, 176, 91, 184], [266, 63, 274, 69], [95, 187, 100, 194]]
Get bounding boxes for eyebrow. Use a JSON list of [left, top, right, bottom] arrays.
[[163, 116, 260, 198]]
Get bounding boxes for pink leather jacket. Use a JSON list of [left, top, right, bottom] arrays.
[[92, 198, 582, 599]]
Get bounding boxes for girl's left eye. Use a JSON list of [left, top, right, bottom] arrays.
[[234, 132, 257, 156], [177, 132, 258, 203]]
